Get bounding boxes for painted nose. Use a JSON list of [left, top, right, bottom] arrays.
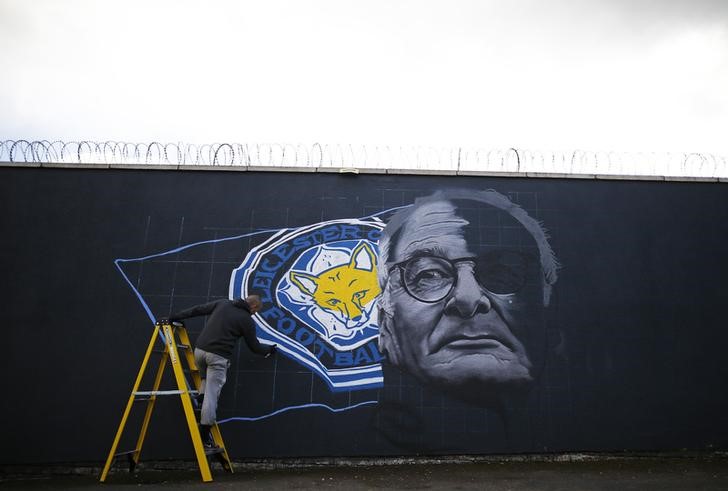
[[444, 267, 491, 318], [345, 304, 363, 323]]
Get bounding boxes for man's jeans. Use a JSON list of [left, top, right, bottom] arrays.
[[194, 348, 230, 426]]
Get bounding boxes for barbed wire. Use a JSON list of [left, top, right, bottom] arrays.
[[1, 140, 726, 179]]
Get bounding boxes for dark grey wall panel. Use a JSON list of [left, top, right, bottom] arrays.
[[1, 167, 727, 464]]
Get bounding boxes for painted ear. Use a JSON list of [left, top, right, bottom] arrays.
[[349, 241, 377, 271], [290, 271, 318, 296], [377, 309, 399, 365]]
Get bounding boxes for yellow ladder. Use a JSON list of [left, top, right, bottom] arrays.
[[100, 321, 234, 482]]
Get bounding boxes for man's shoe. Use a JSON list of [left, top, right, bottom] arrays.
[[203, 434, 220, 452], [199, 424, 222, 453], [203, 439, 218, 449], [204, 443, 223, 455]]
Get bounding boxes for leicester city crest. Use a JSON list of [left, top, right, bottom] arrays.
[[230, 218, 385, 391]]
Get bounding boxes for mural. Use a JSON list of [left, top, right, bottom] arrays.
[[5, 167, 728, 463], [110, 188, 556, 435], [112, 187, 563, 452]]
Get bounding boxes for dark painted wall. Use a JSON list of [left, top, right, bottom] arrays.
[[2, 166, 728, 464]]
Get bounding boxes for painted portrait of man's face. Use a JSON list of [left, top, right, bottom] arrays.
[[378, 190, 558, 402]]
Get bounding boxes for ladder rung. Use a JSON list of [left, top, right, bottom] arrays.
[[133, 390, 200, 396], [177, 344, 191, 350], [114, 450, 137, 458], [134, 390, 184, 396], [205, 447, 224, 456]]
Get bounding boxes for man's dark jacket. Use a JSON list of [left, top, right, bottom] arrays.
[[169, 299, 271, 359]]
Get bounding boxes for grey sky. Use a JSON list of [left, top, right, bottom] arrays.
[[1, 0, 726, 155]]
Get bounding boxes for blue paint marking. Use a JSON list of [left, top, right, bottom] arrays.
[[367, 205, 410, 218], [114, 259, 157, 323], [112, 206, 410, 418], [217, 400, 378, 424], [114, 228, 280, 324], [113, 206, 409, 325]]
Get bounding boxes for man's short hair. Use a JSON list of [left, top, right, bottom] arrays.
[[244, 294, 262, 309], [378, 189, 559, 306]]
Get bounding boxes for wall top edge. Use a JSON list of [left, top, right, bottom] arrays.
[[0, 161, 725, 184]]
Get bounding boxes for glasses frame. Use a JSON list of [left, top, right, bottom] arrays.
[[389, 256, 476, 304], [388, 253, 529, 303]]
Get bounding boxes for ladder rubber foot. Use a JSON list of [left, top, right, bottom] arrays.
[[126, 454, 136, 473]]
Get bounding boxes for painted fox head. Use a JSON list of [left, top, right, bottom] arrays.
[[290, 242, 381, 328]]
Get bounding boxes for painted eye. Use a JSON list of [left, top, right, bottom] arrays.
[[414, 269, 446, 282], [402, 257, 456, 302], [327, 299, 340, 306], [353, 290, 367, 299], [476, 250, 529, 294]]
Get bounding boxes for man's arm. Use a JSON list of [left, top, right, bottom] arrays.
[[240, 318, 276, 356], [168, 300, 222, 321]]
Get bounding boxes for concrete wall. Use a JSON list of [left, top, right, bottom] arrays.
[[2, 166, 728, 464]]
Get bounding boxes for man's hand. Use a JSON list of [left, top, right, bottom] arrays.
[[265, 345, 277, 358]]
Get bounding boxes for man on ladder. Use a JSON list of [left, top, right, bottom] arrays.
[[162, 295, 277, 448]]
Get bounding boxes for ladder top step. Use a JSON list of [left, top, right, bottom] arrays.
[[152, 344, 191, 353], [156, 321, 185, 327]]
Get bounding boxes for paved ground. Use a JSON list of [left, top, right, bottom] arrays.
[[2, 456, 728, 490]]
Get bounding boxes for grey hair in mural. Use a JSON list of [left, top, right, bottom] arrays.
[[377, 189, 559, 403]]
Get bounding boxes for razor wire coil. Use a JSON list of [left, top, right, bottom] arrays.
[[1, 140, 726, 179]]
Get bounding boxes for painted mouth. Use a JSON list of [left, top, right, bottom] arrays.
[[433, 334, 513, 354]]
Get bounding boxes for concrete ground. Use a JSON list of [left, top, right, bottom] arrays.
[[2, 455, 728, 490]]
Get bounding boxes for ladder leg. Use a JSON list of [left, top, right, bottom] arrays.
[[131, 345, 170, 467], [99, 393, 137, 481], [179, 326, 233, 473], [164, 324, 213, 482], [100, 325, 161, 482], [183, 392, 214, 482], [176, 327, 233, 472], [210, 424, 234, 473], [177, 327, 203, 391]]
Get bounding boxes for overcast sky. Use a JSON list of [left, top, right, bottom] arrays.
[[1, 0, 726, 155]]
